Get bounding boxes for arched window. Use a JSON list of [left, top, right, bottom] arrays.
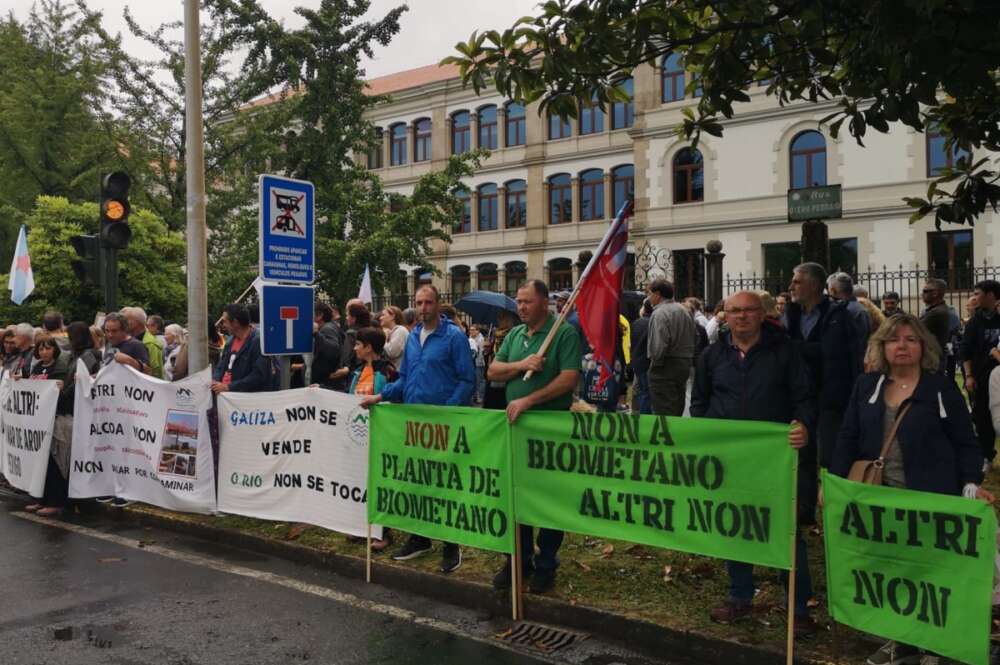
[[549, 113, 571, 140], [673, 149, 703, 203], [413, 118, 432, 162], [505, 179, 527, 228], [548, 258, 573, 291], [661, 53, 685, 103], [927, 126, 970, 177], [367, 127, 383, 169], [548, 174, 572, 224], [454, 189, 471, 234], [477, 183, 498, 231], [451, 111, 471, 155], [505, 102, 526, 147], [389, 122, 407, 166], [611, 78, 634, 130], [579, 96, 605, 136], [579, 169, 605, 221], [505, 261, 527, 297], [612, 164, 635, 214], [477, 105, 497, 150], [478, 263, 498, 292], [451, 265, 471, 297], [790, 130, 827, 188]]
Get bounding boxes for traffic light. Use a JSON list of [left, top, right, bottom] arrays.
[[69, 234, 102, 286], [100, 171, 131, 249]]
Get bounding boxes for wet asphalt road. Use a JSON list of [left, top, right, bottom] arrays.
[[0, 502, 660, 665]]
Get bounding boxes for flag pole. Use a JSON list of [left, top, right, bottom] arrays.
[[523, 200, 632, 381]]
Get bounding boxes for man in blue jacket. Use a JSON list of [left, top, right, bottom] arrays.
[[360, 285, 475, 573], [782, 262, 865, 526], [211, 304, 276, 394], [692, 291, 817, 637]]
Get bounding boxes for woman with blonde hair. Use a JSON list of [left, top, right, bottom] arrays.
[[379, 305, 409, 369], [833, 313, 993, 665]]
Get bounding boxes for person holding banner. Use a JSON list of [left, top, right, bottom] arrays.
[[832, 313, 993, 665], [211, 304, 275, 394], [360, 284, 475, 573], [690, 291, 818, 636], [486, 279, 581, 593], [22, 334, 68, 516], [102, 313, 151, 374]]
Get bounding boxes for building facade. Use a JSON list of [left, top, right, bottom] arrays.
[[360, 59, 999, 306]]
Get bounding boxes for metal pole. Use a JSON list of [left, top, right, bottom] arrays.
[[103, 247, 118, 312], [184, 0, 209, 373]]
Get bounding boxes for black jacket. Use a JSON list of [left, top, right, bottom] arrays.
[[961, 309, 1000, 381], [212, 328, 277, 392], [629, 316, 650, 374], [690, 325, 816, 431], [311, 321, 342, 389], [782, 295, 864, 412], [831, 371, 984, 495]]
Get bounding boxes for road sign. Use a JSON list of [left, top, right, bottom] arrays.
[[259, 174, 315, 284], [788, 184, 842, 222], [260, 282, 315, 356]]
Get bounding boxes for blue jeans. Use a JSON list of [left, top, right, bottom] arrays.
[[507, 526, 564, 575], [474, 365, 485, 402], [633, 370, 652, 414], [726, 535, 813, 616]]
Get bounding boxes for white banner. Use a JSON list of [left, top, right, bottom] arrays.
[[218, 388, 380, 538], [0, 373, 59, 496], [69, 361, 216, 513]]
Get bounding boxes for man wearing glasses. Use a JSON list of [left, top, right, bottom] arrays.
[[691, 290, 817, 636]]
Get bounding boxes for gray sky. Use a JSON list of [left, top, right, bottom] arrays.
[[7, 0, 542, 78]]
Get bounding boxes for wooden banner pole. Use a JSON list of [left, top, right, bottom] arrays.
[[512, 529, 523, 620], [786, 464, 799, 665], [366, 523, 372, 584]]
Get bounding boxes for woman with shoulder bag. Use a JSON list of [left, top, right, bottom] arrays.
[[832, 313, 994, 665]]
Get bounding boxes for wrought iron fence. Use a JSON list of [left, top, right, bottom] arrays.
[[371, 293, 458, 312], [723, 260, 1000, 313]]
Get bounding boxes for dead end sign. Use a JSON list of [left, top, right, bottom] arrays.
[[260, 283, 315, 356]]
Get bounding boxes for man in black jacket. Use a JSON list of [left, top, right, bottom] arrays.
[[962, 279, 1000, 462], [782, 262, 865, 526], [311, 302, 342, 389], [629, 299, 652, 414], [691, 291, 817, 636]]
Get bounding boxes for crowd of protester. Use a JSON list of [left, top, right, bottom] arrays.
[[3, 268, 999, 660]]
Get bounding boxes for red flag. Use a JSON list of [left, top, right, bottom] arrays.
[[574, 200, 633, 389]]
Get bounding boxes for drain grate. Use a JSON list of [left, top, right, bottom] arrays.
[[495, 621, 589, 653]]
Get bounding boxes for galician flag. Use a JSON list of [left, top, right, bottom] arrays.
[[357, 264, 373, 305], [8, 225, 34, 305], [573, 199, 633, 388]]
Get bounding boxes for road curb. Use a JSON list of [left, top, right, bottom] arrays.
[[74, 503, 822, 665]]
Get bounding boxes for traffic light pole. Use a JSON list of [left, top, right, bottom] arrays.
[[183, 0, 209, 373], [103, 247, 118, 312]]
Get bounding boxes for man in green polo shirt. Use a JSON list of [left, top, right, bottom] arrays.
[[487, 279, 581, 593]]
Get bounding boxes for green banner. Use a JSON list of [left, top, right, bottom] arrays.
[[511, 411, 797, 569], [368, 404, 514, 553], [822, 471, 997, 665]]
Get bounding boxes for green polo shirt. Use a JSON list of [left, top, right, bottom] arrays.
[[496, 314, 581, 411]]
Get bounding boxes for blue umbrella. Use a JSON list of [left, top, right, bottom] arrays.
[[454, 290, 518, 325]]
